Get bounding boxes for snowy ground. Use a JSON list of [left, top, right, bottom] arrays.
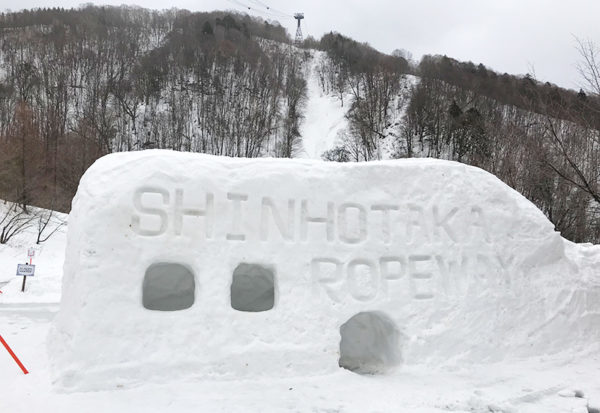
[[2, 298, 600, 412], [1, 200, 600, 411], [0, 210, 66, 304]]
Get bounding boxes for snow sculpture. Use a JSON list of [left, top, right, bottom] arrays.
[[49, 150, 599, 391]]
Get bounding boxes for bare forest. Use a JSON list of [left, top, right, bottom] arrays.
[[0, 6, 598, 243]]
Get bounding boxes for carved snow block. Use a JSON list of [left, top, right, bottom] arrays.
[[50, 150, 576, 391]]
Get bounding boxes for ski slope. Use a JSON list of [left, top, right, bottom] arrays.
[[298, 52, 417, 161], [299, 51, 350, 159]]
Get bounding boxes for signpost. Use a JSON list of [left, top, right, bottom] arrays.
[[18, 247, 37, 292], [16, 264, 35, 292]]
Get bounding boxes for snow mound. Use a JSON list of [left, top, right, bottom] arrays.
[[48, 150, 600, 391]]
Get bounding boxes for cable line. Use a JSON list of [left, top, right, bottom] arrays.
[[223, 0, 304, 43], [247, 0, 293, 17], [224, 0, 293, 19]]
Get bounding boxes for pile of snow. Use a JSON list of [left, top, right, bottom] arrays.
[[48, 150, 600, 392]]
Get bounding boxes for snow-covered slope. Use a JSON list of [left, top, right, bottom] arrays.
[[298, 52, 417, 161], [299, 51, 351, 159]]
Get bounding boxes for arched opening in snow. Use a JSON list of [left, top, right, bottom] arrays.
[[231, 263, 275, 312], [142, 263, 195, 311], [339, 311, 401, 375]]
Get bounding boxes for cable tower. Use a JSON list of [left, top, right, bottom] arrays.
[[294, 13, 304, 44], [224, 0, 305, 44]]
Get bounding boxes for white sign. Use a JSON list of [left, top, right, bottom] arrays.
[[27, 248, 35, 257], [16, 264, 35, 277]]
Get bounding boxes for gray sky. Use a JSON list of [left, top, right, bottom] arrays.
[[3, 0, 599, 90]]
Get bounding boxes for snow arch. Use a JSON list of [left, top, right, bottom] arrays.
[[339, 311, 401, 374]]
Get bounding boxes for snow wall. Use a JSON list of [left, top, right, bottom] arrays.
[[48, 150, 600, 391]]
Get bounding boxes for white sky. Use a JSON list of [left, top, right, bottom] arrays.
[[2, 0, 599, 90]]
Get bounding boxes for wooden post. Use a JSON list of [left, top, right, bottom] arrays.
[[21, 263, 27, 292]]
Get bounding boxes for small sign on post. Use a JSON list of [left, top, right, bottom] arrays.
[[16, 264, 35, 292], [16, 264, 35, 276], [27, 248, 35, 265]]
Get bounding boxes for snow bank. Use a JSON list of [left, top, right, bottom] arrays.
[[48, 150, 600, 391]]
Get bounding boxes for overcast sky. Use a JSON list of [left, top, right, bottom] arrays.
[[3, 0, 599, 90]]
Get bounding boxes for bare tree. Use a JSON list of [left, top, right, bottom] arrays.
[[539, 39, 600, 206], [0, 201, 36, 244], [576, 37, 600, 96], [36, 208, 66, 244], [542, 118, 600, 205]]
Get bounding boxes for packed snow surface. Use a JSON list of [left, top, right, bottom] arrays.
[[1, 151, 599, 412]]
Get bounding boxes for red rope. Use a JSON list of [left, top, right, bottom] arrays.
[[0, 335, 29, 374]]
